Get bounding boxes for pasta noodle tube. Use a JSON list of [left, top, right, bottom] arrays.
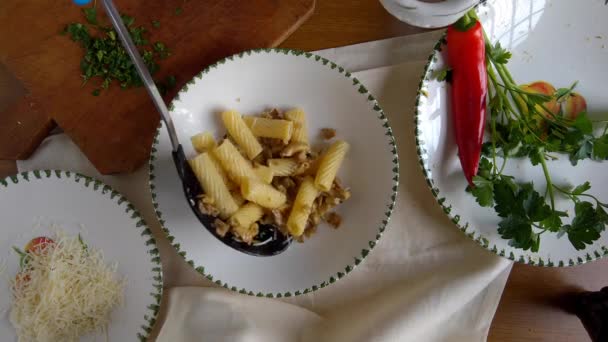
[[285, 108, 309, 144], [303, 157, 321, 177], [231, 190, 246, 206], [253, 165, 274, 184], [241, 178, 287, 209], [268, 158, 298, 177], [243, 116, 294, 143], [229, 202, 264, 230], [287, 177, 318, 237], [314, 140, 349, 191], [191, 131, 217, 153], [189, 153, 239, 218], [221, 110, 263, 159], [213, 139, 259, 186]]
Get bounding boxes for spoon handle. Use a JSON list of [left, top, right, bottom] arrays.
[[100, 0, 180, 152]]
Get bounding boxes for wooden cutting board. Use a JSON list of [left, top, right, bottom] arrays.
[[0, 0, 314, 174]]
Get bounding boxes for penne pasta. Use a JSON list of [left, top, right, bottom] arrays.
[[209, 153, 235, 190], [191, 131, 217, 153], [241, 178, 287, 209], [253, 165, 274, 184], [303, 157, 321, 177], [229, 202, 264, 230], [268, 158, 298, 177], [213, 139, 259, 186], [188, 107, 352, 245], [285, 108, 309, 145], [189, 153, 239, 218], [314, 140, 349, 191], [243, 116, 294, 143], [231, 190, 246, 206], [287, 177, 318, 237], [221, 110, 263, 159]]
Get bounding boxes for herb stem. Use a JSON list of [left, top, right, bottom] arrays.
[[553, 184, 608, 207], [539, 152, 555, 210], [489, 98, 499, 175], [495, 63, 527, 115]]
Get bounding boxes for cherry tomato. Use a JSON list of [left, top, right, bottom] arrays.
[[25, 237, 55, 255]]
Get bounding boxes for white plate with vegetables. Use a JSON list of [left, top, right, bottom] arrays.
[[150, 49, 398, 296], [416, 0, 608, 266], [0, 171, 162, 341]]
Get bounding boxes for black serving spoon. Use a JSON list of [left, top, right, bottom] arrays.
[[101, 0, 291, 256]]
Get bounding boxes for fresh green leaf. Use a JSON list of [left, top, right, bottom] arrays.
[[572, 181, 591, 195], [497, 215, 537, 251], [471, 176, 494, 207], [554, 81, 578, 102], [567, 201, 604, 250], [597, 205, 608, 225], [13, 246, 30, 270], [493, 178, 521, 217], [152, 20, 161, 28], [572, 112, 593, 135], [434, 69, 452, 83], [541, 211, 566, 232], [593, 134, 608, 159], [523, 92, 552, 106], [522, 188, 552, 222], [477, 157, 493, 179], [569, 138, 593, 165], [78, 233, 89, 252], [528, 148, 543, 166], [63, 10, 170, 96], [121, 14, 135, 27], [489, 42, 512, 64], [12, 246, 26, 258], [83, 7, 98, 25]]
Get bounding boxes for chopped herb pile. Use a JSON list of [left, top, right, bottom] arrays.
[[462, 30, 608, 251], [62, 7, 174, 96]]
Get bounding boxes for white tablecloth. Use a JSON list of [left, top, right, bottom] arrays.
[[18, 31, 513, 342]]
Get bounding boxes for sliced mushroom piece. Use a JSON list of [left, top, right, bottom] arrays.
[[280, 142, 309, 157]]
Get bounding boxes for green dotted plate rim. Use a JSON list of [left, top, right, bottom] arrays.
[[148, 48, 400, 297], [0, 170, 163, 341], [413, 5, 608, 268]]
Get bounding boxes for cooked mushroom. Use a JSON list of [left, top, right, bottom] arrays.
[[280, 142, 309, 157]]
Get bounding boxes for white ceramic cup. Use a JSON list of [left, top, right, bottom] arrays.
[[380, 0, 479, 28]]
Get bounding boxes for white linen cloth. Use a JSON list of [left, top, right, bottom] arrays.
[[18, 31, 513, 342]]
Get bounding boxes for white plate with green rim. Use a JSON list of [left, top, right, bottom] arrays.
[[149, 49, 398, 296], [415, 0, 608, 266], [0, 171, 162, 341]]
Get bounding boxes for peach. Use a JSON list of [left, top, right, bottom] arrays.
[[563, 92, 587, 120], [517, 81, 561, 117]]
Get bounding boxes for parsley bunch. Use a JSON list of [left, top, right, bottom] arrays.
[[467, 27, 608, 252], [62, 7, 175, 96]]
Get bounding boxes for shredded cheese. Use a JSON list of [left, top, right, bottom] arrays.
[[9, 234, 124, 342]]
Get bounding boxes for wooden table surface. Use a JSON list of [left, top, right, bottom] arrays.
[[1, 0, 606, 341]]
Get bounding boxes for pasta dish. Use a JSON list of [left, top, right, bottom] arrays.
[[189, 108, 351, 244]]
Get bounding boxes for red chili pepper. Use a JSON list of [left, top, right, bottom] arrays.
[[447, 18, 488, 185]]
